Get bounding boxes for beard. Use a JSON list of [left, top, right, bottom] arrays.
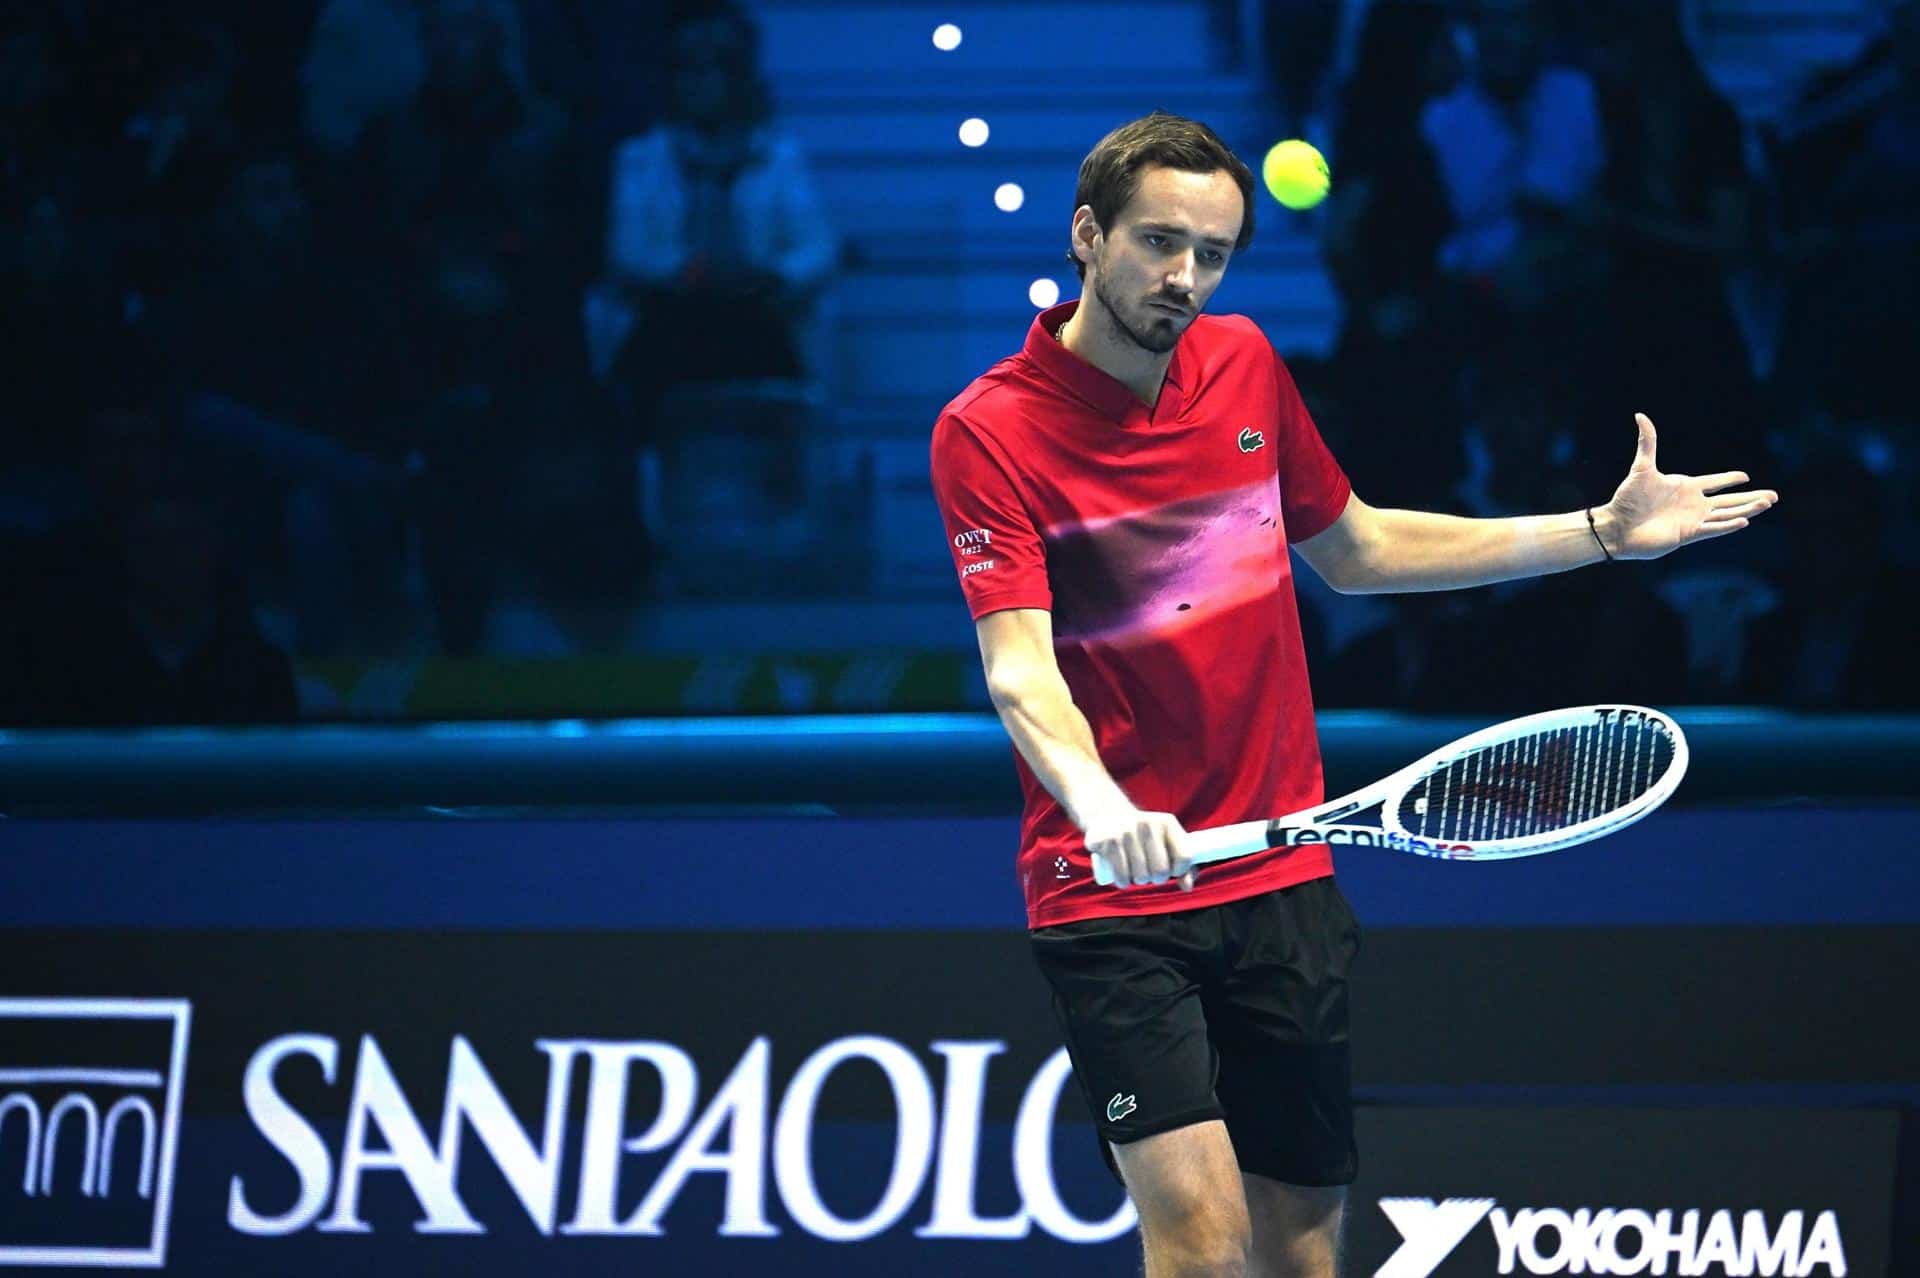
[[1090, 267, 1186, 354]]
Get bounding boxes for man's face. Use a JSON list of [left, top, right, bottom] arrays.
[[1083, 165, 1242, 354]]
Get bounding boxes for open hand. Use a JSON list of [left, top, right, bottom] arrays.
[[1597, 413, 1778, 560]]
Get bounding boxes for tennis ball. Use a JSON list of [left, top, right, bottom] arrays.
[[1262, 139, 1330, 210]]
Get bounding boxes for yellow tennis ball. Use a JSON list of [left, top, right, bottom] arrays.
[[1262, 139, 1330, 210]]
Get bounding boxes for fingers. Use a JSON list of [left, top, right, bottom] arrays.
[[1699, 471, 1750, 494], [1090, 813, 1192, 889], [1168, 823, 1195, 892], [1696, 485, 1782, 541], [1120, 823, 1166, 887], [1166, 822, 1193, 876], [1127, 815, 1178, 887], [1709, 493, 1777, 520]]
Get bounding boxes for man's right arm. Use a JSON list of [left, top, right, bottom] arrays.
[[975, 608, 1192, 890]]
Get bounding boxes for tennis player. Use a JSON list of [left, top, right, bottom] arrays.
[[929, 113, 1776, 1278]]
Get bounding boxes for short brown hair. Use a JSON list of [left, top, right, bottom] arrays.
[[1067, 111, 1257, 280]]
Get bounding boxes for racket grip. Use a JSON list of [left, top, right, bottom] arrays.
[[1184, 820, 1276, 866]]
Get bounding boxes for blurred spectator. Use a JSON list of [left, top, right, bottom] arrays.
[[304, 0, 598, 159], [196, 1, 315, 145], [481, 433, 651, 654], [301, 0, 427, 157], [34, 5, 142, 158], [1581, 1, 1762, 486], [10, 408, 297, 726], [548, 0, 686, 155], [1320, 0, 1464, 510], [1317, 589, 1493, 710], [592, 1, 835, 390], [1419, 0, 1605, 319], [1770, 0, 1920, 424], [155, 150, 360, 430], [346, 0, 601, 652], [1739, 450, 1918, 708], [1454, 353, 1582, 519], [1259, 0, 1346, 139], [1, 18, 71, 185], [1765, 0, 1912, 225], [1326, 0, 1459, 332], [0, 175, 130, 482], [146, 147, 405, 656], [352, 0, 586, 335], [590, 1, 837, 588], [1474, 552, 1691, 712], [106, 18, 248, 295]]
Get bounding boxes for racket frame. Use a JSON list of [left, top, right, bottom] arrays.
[[1091, 704, 1689, 886]]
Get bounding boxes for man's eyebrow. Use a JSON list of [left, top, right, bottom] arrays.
[[1136, 221, 1236, 249]]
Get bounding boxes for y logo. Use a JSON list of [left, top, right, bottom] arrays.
[[1105, 1092, 1138, 1123], [1375, 1198, 1495, 1278], [1237, 427, 1265, 453]]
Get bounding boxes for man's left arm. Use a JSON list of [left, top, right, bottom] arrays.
[[1296, 414, 1779, 594]]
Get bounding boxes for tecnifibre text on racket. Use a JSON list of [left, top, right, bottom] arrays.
[[1092, 704, 1688, 886]]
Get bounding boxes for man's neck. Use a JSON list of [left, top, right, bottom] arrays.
[[1057, 296, 1173, 409]]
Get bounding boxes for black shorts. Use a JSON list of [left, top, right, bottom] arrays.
[[1029, 877, 1362, 1188]]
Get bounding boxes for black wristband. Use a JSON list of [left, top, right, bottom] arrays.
[[1586, 507, 1615, 562]]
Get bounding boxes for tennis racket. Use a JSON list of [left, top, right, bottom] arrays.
[[1092, 704, 1688, 886]]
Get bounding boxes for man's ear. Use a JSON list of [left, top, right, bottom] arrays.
[[1070, 204, 1101, 270]]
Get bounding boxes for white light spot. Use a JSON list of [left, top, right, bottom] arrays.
[[994, 182, 1024, 212], [958, 118, 989, 148], [1028, 278, 1060, 308], [932, 23, 963, 51]]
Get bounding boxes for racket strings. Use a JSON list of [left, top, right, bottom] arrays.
[[1403, 714, 1675, 842]]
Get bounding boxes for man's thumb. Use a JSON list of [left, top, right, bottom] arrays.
[[1633, 412, 1658, 468]]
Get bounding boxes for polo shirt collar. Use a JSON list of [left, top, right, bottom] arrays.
[[1025, 299, 1189, 423]]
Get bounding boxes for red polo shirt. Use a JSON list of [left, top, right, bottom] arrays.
[[930, 300, 1352, 928]]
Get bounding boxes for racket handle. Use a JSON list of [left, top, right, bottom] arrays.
[[1185, 820, 1274, 865]]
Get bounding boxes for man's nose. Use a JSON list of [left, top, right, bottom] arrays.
[[1165, 252, 1196, 294]]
